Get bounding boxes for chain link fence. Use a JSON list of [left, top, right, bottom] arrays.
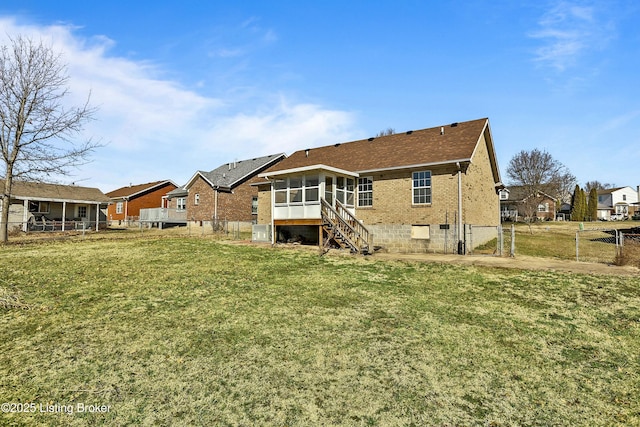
[[575, 228, 621, 264]]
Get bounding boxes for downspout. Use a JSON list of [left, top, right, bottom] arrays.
[[270, 179, 275, 245], [214, 187, 218, 223], [457, 162, 463, 255]]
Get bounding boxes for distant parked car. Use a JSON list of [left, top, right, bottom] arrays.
[[632, 211, 640, 221]]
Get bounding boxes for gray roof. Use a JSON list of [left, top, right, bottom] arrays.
[[186, 153, 286, 191], [165, 185, 188, 198], [501, 185, 557, 202]]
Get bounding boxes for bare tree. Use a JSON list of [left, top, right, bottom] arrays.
[[584, 180, 614, 193], [375, 128, 395, 137], [506, 148, 575, 200], [0, 36, 98, 243]]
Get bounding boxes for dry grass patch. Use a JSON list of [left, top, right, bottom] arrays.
[[615, 239, 640, 268], [0, 237, 639, 426]]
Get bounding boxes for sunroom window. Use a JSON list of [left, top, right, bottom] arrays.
[[275, 175, 322, 205], [305, 176, 319, 202], [274, 179, 287, 204], [335, 177, 355, 207], [289, 177, 303, 203]]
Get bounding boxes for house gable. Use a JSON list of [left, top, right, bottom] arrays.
[[179, 153, 286, 222], [256, 118, 502, 253], [106, 180, 177, 221]]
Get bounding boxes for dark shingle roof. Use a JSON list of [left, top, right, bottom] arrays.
[[263, 118, 492, 174], [2, 181, 110, 203], [502, 185, 557, 202], [187, 153, 286, 190]]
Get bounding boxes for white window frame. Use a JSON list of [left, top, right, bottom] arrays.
[[177, 198, 186, 211], [194, 193, 200, 205], [274, 175, 322, 205], [358, 176, 373, 207], [412, 171, 432, 205], [251, 196, 258, 215], [116, 201, 123, 214], [538, 203, 549, 213]]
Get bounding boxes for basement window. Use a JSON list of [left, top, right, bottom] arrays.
[[411, 224, 430, 239]]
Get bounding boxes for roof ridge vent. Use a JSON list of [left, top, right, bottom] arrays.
[[368, 137, 375, 141], [334, 143, 341, 147], [451, 122, 458, 127], [406, 130, 413, 135]]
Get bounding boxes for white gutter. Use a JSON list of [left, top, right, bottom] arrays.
[[259, 164, 359, 179]]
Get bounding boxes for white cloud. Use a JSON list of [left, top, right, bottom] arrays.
[[529, 1, 613, 71], [0, 17, 356, 191]]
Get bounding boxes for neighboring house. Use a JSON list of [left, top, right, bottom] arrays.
[[256, 118, 503, 254], [499, 186, 557, 222], [165, 154, 286, 226], [0, 181, 110, 232], [106, 180, 177, 224], [597, 186, 639, 220]]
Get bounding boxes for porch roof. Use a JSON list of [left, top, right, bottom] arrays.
[[2, 181, 110, 204], [258, 164, 359, 179]]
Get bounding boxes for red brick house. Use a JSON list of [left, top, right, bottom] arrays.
[[165, 154, 286, 226], [499, 186, 558, 222], [256, 118, 503, 254], [106, 180, 177, 224]]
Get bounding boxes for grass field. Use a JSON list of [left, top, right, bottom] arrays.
[[503, 221, 640, 264], [1, 236, 639, 426]]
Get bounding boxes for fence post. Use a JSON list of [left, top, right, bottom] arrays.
[[510, 224, 515, 257], [498, 225, 503, 256], [575, 230, 579, 262]]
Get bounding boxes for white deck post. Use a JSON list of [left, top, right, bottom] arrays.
[[62, 202, 67, 231], [95, 203, 100, 231], [22, 199, 28, 232]]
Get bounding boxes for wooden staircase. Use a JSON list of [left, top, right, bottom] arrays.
[[321, 199, 371, 254]]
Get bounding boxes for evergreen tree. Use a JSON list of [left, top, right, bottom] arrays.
[[571, 185, 582, 221], [579, 188, 588, 221], [587, 188, 598, 221]]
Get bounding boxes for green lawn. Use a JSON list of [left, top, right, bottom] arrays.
[[1, 237, 639, 426]]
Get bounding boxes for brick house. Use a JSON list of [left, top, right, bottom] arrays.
[[256, 118, 503, 254], [499, 186, 557, 222], [106, 180, 177, 224], [166, 154, 286, 226], [0, 181, 110, 232]]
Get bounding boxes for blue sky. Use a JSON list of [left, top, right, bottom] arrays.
[[1, 0, 639, 192]]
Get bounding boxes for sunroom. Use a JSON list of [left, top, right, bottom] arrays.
[[259, 164, 360, 245]]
